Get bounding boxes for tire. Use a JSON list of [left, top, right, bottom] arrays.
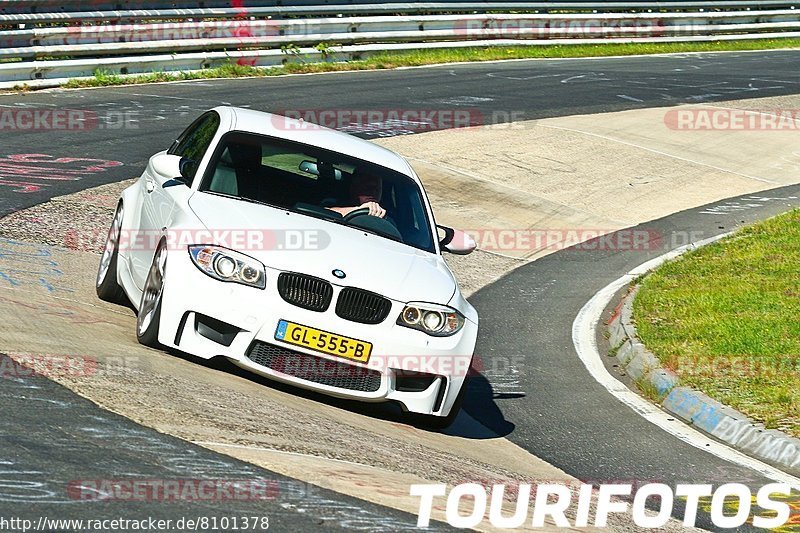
[[96, 202, 128, 304], [136, 241, 167, 348]]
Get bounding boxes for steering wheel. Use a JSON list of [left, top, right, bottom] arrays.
[[343, 207, 372, 222]]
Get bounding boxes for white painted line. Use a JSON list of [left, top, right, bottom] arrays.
[[572, 233, 800, 487]]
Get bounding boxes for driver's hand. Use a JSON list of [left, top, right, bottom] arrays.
[[359, 202, 385, 218]]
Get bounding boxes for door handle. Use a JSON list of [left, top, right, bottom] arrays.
[[145, 177, 155, 193]]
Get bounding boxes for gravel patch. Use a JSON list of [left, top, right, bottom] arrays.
[[0, 179, 134, 252]]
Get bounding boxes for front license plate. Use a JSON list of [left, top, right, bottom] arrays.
[[274, 319, 372, 363]]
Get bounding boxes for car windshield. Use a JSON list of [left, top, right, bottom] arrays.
[[198, 132, 436, 253]]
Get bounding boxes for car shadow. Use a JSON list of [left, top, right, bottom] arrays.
[[165, 347, 516, 439], [448, 371, 517, 438]]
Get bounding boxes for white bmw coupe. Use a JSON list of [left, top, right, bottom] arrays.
[[96, 106, 478, 427]]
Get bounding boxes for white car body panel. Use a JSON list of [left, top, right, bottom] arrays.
[[187, 192, 458, 304], [110, 106, 478, 418]]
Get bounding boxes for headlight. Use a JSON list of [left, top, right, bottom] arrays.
[[397, 302, 464, 337], [188, 245, 266, 289]]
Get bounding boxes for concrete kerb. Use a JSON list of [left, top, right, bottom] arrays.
[[606, 258, 800, 474], [609, 285, 679, 395]]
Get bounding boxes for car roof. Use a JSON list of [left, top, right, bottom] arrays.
[[215, 106, 417, 179]]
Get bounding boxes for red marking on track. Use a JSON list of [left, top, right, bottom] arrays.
[[0, 153, 124, 194], [0, 179, 42, 192]]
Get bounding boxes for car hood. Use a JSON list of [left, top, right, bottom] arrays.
[[187, 193, 456, 304]]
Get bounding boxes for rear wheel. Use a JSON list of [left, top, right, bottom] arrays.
[[96, 202, 127, 304], [136, 242, 167, 348]]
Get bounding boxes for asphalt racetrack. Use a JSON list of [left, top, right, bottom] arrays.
[[3, 49, 800, 215], [2, 50, 800, 531]]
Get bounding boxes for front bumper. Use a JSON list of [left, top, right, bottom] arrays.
[[157, 250, 478, 416]]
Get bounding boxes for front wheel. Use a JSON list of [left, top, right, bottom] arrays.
[[136, 242, 167, 348], [96, 202, 127, 304]]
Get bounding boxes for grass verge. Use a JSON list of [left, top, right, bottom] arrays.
[[634, 209, 800, 437], [18, 38, 798, 90]]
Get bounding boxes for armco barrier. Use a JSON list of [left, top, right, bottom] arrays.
[[1, 1, 799, 88]]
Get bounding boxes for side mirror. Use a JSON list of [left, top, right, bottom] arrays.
[[438, 225, 476, 255], [178, 157, 197, 184], [161, 157, 195, 188], [151, 153, 182, 180]]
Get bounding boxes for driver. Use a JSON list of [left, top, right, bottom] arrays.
[[328, 171, 386, 218]]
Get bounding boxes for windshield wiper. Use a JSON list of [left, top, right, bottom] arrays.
[[234, 196, 271, 207], [343, 222, 404, 244]]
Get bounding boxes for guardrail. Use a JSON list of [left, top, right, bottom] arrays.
[[1, 0, 799, 15], [2, 2, 800, 23], [1, 1, 799, 88]]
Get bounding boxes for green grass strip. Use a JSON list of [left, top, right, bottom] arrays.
[[635, 209, 800, 437]]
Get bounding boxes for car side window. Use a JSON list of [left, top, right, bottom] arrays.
[[167, 112, 220, 184]]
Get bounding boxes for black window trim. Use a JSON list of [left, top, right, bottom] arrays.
[[167, 110, 221, 157]]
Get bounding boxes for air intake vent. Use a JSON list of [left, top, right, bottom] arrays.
[[277, 272, 333, 312], [335, 287, 392, 324], [247, 341, 382, 392]]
